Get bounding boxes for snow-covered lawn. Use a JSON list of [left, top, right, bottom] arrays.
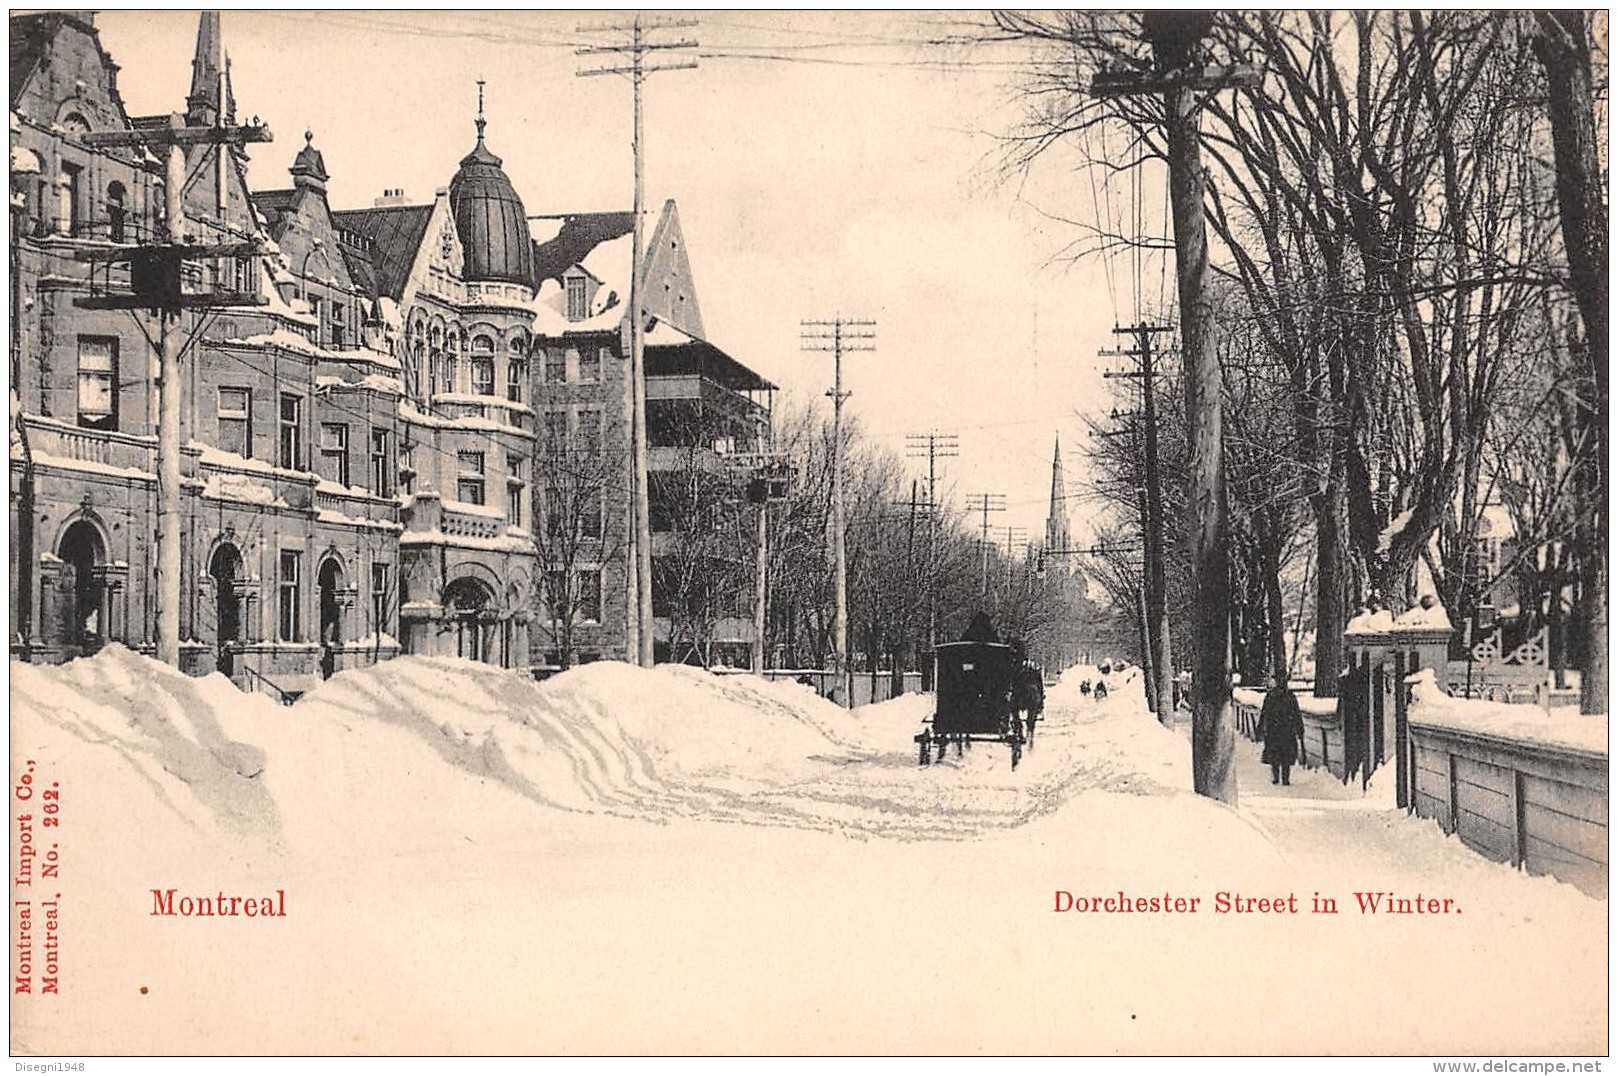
[[8, 649, 1606, 1054]]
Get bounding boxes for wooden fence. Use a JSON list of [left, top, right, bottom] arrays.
[[1409, 720, 1607, 899]]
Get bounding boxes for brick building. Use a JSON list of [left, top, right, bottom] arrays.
[[9, 11, 773, 689]]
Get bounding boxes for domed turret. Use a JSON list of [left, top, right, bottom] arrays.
[[448, 93, 534, 289]]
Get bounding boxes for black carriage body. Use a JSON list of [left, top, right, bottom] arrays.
[[932, 641, 1017, 737]]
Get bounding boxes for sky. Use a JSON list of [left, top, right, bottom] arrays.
[[91, 9, 1177, 549]]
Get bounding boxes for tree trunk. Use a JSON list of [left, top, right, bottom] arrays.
[[1154, 20, 1237, 803], [1536, 12, 1608, 714], [1311, 471, 1348, 697]]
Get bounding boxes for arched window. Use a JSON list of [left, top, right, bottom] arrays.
[[471, 357, 495, 397], [11, 147, 42, 236], [506, 357, 525, 403], [470, 334, 495, 355], [410, 322, 427, 402]]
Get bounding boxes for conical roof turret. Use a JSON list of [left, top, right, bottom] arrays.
[[447, 85, 535, 289]]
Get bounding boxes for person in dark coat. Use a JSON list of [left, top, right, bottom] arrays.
[[962, 611, 1000, 643], [1257, 680, 1307, 785]]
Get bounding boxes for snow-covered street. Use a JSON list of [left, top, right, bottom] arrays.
[[9, 650, 1607, 1054]]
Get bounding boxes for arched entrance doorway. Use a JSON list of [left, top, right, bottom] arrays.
[[210, 543, 243, 676], [57, 520, 105, 653], [317, 558, 344, 679], [444, 577, 494, 663]]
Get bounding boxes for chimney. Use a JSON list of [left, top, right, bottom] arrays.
[[374, 188, 410, 208]]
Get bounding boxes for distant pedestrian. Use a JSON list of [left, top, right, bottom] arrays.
[[1080, 679, 1092, 697], [1093, 680, 1108, 701], [1257, 680, 1306, 786]]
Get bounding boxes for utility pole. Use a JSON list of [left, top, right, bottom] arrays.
[[1102, 321, 1174, 724], [727, 451, 791, 675], [802, 317, 874, 707], [578, 16, 698, 668], [906, 430, 957, 686], [966, 493, 1007, 598], [1093, 13, 1259, 804], [1003, 525, 1028, 576], [78, 113, 272, 667]]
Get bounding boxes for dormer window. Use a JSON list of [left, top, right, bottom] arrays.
[[566, 276, 587, 321]]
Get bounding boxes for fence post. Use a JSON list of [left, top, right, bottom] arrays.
[[1388, 597, 1455, 806]]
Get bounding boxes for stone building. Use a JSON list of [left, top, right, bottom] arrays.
[[9, 11, 774, 688]]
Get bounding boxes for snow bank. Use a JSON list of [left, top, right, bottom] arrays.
[[10, 646, 283, 856], [1407, 669, 1607, 756], [10, 646, 1606, 1055]]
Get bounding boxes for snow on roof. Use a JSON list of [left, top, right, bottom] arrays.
[[399, 402, 531, 435], [316, 507, 402, 532], [191, 441, 313, 483], [219, 329, 400, 371], [1478, 503, 1515, 539], [203, 472, 286, 507], [317, 373, 404, 395], [1393, 599, 1452, 632], [399, 527, 532, 553], [29, 450, 153, 482], [1407, 669, 1607, 757], [1344, 608, 1397, 635]]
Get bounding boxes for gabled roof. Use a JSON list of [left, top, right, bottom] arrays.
[[530, 212, 635, 286], [250, 189, 299, 236], [644, 321, 776, 392], [330, 204, 434, 301], [10, 12, 130, 120]]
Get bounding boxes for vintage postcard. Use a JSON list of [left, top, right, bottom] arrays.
[[8, 9, 1608, 1058]]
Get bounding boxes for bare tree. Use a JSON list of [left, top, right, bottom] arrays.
[[535, 409, 629, 668], [1533, 10, 1608, 714]]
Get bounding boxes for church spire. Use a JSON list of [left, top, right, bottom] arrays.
[[1045, 434, 1071, 554], [186, 11, 225, 126]]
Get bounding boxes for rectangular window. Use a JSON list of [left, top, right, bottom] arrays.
[[577, 569, 602, 624], [579, 346, 602, 383], [566, 276, 587, 321], [544, 486, 564, 539], [309, 297, 323, 345], [59, 163, 81, 235], [545, 569, 568, 620], [320, 423, 349, 487], [577, 409, 602, 458], [472, 358, 494, 397], [371, 562, 389, 637], [330, 303, 346, 349], [278, 550, 302, 642], [507, 456, 526, 530], [457, 450, 485, 506], [400, 443, 416, 495], [218, 386, 252, 457], [543, 410, 567, 455], [506, 360, 524, 403], [369, 428, 391, 496], [581, 487, 603, 540], [76, 337, 118, 431], [545, 347, 567, 384], [278, 394, 303, 470]]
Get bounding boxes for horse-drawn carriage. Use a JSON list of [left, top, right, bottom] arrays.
[[915, 640, 1027, 769]]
